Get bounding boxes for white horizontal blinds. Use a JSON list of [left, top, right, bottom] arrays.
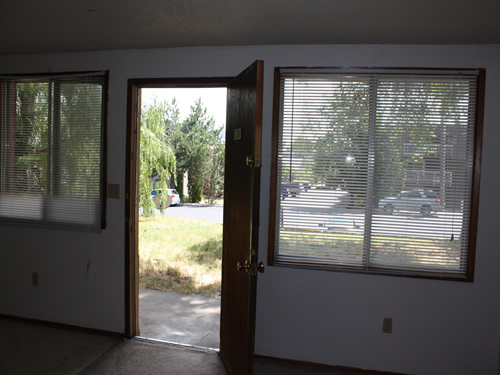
[[276, 74, 370, 267], [0, 81, 48, 221], [370, 75, 477, 275], [51, 79, 103, 226], [275, 68, 478, 276], [0, 74, 105, 231]]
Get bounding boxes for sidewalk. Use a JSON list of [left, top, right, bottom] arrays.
[[138, 289, 220, 349]]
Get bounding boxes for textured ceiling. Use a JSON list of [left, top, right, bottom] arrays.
[[1, 0, 500, 55]]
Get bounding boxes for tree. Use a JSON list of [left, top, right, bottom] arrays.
[[308, 78, 454, 202], [169, 99, 222, 203], [205, 138, 225, 198], [140, 99, 176, 216], [14, 80, 106, 199], [59, 81, 104, 198], [14, 82, 49, 194], [312, 80, 370, 196]]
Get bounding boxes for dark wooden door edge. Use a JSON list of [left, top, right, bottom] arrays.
[[125, 80, 140, 338]]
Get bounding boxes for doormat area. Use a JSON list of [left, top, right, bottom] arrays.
[[79, 339, 227, 375]]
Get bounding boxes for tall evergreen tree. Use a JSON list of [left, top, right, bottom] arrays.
[[170, 98, 222, 203]]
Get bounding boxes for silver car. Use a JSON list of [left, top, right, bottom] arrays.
[[378, 190, 441, 216]]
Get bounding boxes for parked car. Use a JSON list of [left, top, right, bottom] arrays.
[[281, 186, 289, 200], [378, 190, 441, 216], [167, 189, 181, 206], [282, 182, 301, 197]]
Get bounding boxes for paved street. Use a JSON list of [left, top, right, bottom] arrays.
[[281, 194, 464, 241], [156, 195, 462, 241], [160, 204, 224, 223]]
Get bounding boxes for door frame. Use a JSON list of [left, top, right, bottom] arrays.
[[125, 77, 232, 337]]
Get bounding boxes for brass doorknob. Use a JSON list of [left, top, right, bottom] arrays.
[[256, 261, 265, 273]]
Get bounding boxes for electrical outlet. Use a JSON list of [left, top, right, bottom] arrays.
[[108, 183, 120, 199], [383, 317, 392, 333], [32, 272, 39, 287]]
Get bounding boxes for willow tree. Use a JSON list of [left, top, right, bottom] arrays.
[[140, 99, 176, 216]]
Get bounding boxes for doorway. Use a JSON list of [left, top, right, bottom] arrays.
[[138, 86, 226, 348], [125, 60, 264, 375], [126, 79, 231, 348]]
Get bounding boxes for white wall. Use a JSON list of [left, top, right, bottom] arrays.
[[1, 45, 500, 375]]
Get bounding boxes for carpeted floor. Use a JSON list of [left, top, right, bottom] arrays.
[[81, 338, 372, 375], [0, 316, 381, 375], [80, 338, 227, 375], [0, 318, 118, 375]]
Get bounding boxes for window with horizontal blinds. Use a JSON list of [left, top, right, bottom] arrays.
[[0, 72, 108, 231], [269, 68, 484, 280]]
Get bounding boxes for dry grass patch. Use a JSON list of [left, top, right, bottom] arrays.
[[139, 216, 222, 297]]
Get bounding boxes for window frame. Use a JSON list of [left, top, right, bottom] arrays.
[[267, 67, 485, 281], [0, 71, 109, 232]]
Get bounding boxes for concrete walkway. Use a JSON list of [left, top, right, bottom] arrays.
[[138, 289, 220, 349]]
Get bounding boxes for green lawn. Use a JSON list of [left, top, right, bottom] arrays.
[[139, 217, 462, 297], [139, 216, 222, 297], [280, 229, 462, 269]]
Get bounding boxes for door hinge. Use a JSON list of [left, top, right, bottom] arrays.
[[246, 155, 261, 168]]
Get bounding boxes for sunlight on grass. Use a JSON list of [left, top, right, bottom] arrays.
[[280, 229, 462, 270], [139, 216, 222, 297]]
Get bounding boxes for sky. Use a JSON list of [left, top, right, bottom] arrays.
[[141, 88, 227, 129]]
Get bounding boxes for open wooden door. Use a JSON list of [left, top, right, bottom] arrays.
[[219, 60, 264, 375]]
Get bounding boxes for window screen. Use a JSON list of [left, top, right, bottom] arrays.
[[269, 68, 484, 280], [0, 72, 108, 231]]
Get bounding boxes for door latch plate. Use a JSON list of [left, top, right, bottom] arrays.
[[237, 260, 265, 275], [246, 155, 261, 168]]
